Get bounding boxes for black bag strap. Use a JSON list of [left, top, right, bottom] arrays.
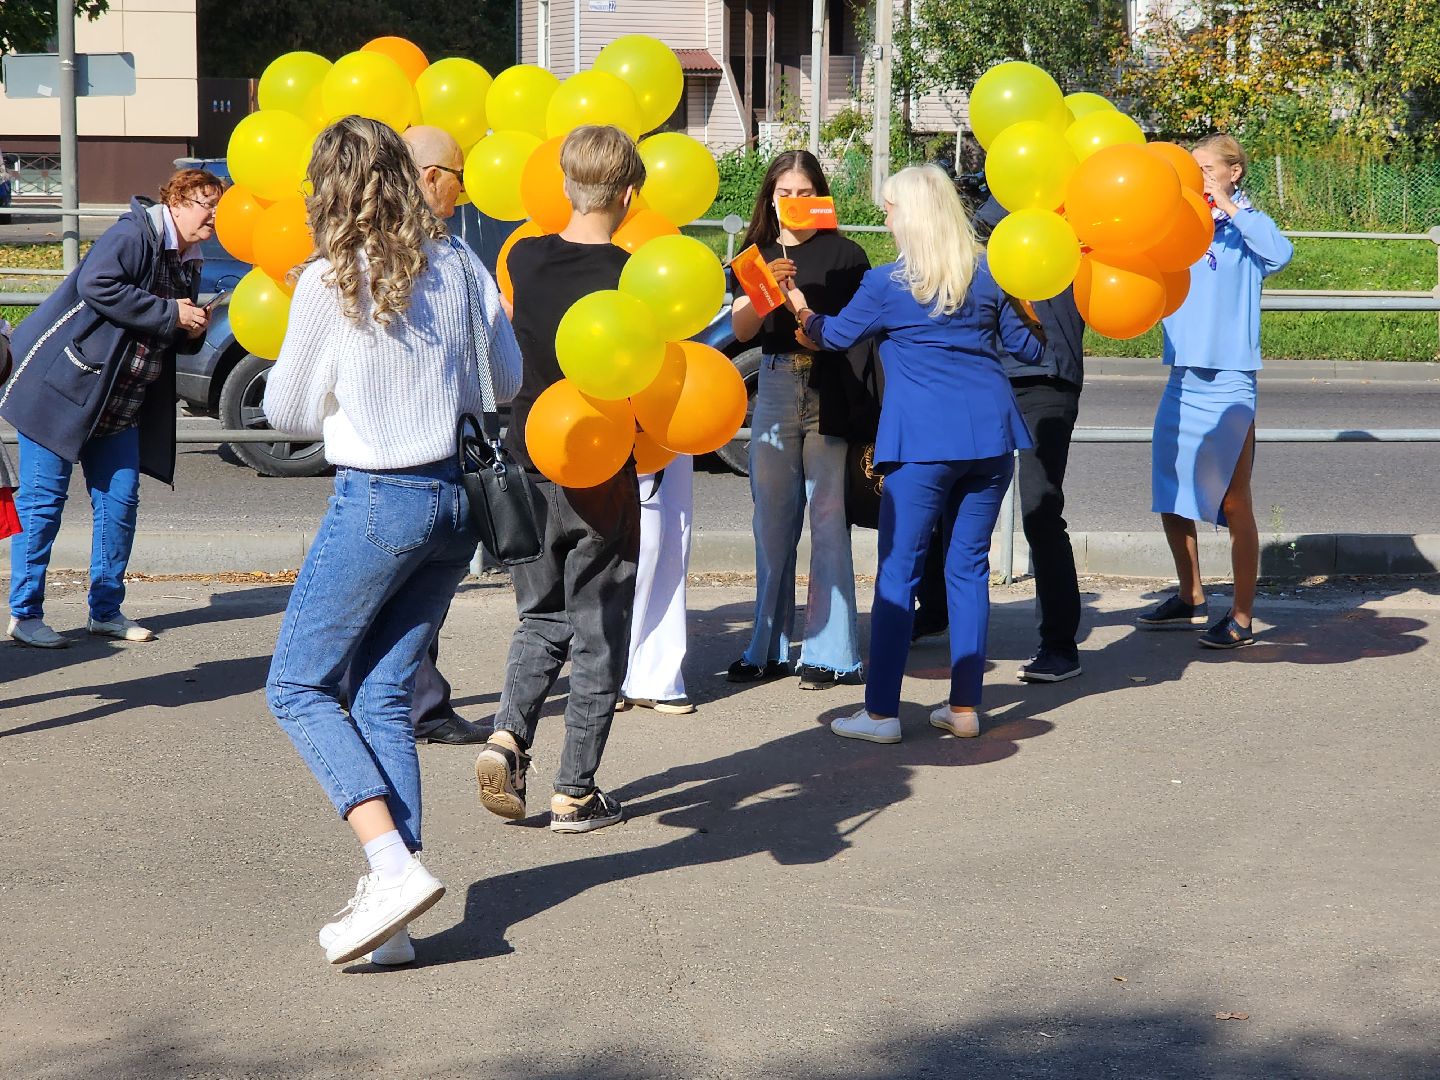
[[448, 235, 502, 445]]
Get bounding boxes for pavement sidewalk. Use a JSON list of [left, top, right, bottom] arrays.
[[1, 575, 1437, 1079]]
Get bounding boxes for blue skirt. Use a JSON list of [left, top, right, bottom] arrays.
[[1151, 366, 1256, 526]]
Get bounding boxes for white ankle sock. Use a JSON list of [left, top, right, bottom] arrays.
[[362, 831, 412, 882]]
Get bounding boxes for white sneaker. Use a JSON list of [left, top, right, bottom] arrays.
[[318, 915, 415, 966], [87, 615, 156, 642], [831, 708, 902, 744], [320, 857, 445, 965], [7, 616, 68, 649], [929, 705, 980, 738]]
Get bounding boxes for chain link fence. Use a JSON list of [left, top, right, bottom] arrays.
[[1241, 156, 1440, 232]]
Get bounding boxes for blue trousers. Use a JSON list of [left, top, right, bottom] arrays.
[[9, 427, 140, 623], [865, 456, 1013, 717]]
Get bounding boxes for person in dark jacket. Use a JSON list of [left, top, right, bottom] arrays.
[[911, 194, 1088, 683], [1, 168, 220, 648]]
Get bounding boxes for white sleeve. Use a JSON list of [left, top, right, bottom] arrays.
[[262, 265, 338, 439], [466, 249, 523, 404]]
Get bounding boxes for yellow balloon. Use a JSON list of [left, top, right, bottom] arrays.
[[1064, 92, 1115, 120], [638, 133, 719, 226], [463, 131, 542, 221], [227, 110, 313, 203], [230, 268, 294, 361], [487, 64, 561, 139], [594, 34, 684, 133], [555, 290, 665, 400], [258, 52, 331, 123], [968, 61, 1067, 149], [417, 58, 493, 151], [320, 50, 417, 131], [546, 71, 643, 140], [618, 234, 726, 341], [986, 209, 1082, 302], [985, 120, 1078, 213], [1065, 110, 1145, 161]]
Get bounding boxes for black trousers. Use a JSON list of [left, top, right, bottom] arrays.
[[916, 377, 1082, 658]]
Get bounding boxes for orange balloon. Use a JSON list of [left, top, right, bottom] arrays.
[[214, 184, 269, 264], [630, 340, 747, 455], [633, 427, 678, 473], [620, 191, 649, 226], [1143, 188, 1214, 272], [1073, 251, 1166, 339], [252, 197, 314, 284], [1146, 141, 1205, 196], [496, 220, 546, 305], [1065, 144, 1182, 255], [1160, 267, 1191, 318], [613, 207, 680, 254], [525, 380, 636, 488], [362, 37, 429, 84], [520, 136, 571, 233]]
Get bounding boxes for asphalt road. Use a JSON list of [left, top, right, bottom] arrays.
[[33, 359, 1440, 539]]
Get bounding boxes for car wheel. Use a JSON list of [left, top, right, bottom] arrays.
[[711, 345, 761, 476], [217, 352, 330, 478]]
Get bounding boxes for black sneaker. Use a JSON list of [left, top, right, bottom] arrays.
[[474, 738, 529, 820], [1136, 595, 1208, 630], [1017, 651, 1083, 683], [726, 658, 790, 683], [911, 612, 949, 642], [1198, 612, 1255, 650], [796, 664, 863, 690], [550, 789, 624, 834]]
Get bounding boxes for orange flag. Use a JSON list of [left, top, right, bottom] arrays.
[[731, 244, 785, 317], [778, 196, 838, 230]]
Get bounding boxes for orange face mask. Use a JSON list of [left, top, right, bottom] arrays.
[[731, 243, 785, 317], [777, 196, 838, 231]]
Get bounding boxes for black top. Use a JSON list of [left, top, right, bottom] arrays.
[[506, 234, 631, 472], [752, 230, 871, 437], [974, 196, 1086, 390]]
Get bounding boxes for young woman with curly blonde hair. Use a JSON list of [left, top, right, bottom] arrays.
[[263, 115, 522, 965]]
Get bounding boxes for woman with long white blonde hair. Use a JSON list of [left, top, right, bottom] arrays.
[[785, 164, 1043, 744], [263, 115, 521, 965]]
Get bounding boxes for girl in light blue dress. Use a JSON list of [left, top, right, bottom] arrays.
[[1138, 134, 1293, 648]]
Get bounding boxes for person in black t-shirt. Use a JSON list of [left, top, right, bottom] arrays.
[[728, 150, 870, 692], [473, 126, 645, 835]]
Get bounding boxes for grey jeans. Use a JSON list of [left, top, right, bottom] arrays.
[[493, 469, 640, 797]]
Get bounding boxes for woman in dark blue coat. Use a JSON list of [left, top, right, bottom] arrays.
[[787, 164, 1042, 744], [0, 168, 220, 648]]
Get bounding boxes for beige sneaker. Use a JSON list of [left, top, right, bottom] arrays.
[[8, 616, 68, 649], [929, 705, 980, 738], [87, 615, 156, 642]]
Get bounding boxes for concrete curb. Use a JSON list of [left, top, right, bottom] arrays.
[[6, 527, 1440, 579]]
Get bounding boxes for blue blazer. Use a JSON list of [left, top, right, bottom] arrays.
[[808, 257, 1043, 468]]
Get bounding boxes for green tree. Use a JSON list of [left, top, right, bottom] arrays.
[[894, 0, 1126, 100], [196, 0, 515, 80], [1, 1, 109, 56]]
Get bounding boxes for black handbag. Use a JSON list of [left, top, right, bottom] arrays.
[[843, 341, 885, 530], [451, 236, 543, 566]]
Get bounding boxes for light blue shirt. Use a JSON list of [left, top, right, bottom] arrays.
[[1161, 207, 1293, 371]]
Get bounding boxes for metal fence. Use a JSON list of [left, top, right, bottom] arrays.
[[1247, 156, 1440, 233]]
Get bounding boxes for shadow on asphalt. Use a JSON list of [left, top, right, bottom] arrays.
[[9, 1006, 1433, 1078]]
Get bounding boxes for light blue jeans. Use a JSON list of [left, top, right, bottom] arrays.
[[9, 427, 140, 623], [743, 355, 861, 675], [266, 461, 479, 851]]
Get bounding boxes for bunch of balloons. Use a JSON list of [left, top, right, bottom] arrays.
[[213, 32, 747, 487], [971, 62, 1214, 339]]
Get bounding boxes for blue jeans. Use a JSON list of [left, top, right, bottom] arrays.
[[9, 428, 140, 623], [266, 462, 479, 851], [866, 456, 1013, 717], [743, 355, 861, 674]]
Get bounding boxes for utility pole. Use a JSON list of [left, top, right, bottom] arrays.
[[57, 0, 80, 271], [808, 0, 824, 155], [871, 0, 893, 206]]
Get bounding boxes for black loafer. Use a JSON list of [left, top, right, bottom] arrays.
[[1198, 612, 1255, 650], [726, 658, 790, 683], [422, 714, 494, 745]]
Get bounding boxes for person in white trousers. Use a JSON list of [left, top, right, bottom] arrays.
[[619, 455, 695, 714]]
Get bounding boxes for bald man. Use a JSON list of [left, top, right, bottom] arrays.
[[341, 126, 490, 746]]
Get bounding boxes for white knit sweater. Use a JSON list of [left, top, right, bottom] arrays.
[[263, 239, 522, 470]]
